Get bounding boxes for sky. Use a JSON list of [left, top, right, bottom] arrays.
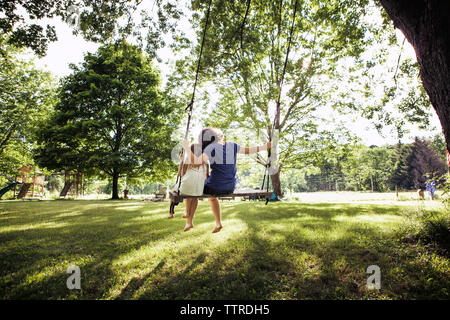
[[33, 6, 443, 147]]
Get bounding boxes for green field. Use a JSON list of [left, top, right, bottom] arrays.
[[0, 198, 448, 300]]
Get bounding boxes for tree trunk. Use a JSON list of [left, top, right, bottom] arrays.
[[270, 169, 283, 198], [0, 129, 14, 155], [112, 171, 120, 200], [378, 0, 450, 152], [447, 150, 450, 175]]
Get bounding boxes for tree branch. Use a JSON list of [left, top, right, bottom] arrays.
[[0, 124, 16, 153]]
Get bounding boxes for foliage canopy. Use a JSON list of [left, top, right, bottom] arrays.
[[35, 41, 180, 198]]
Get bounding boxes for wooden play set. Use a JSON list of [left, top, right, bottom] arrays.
[[14, 166, 46, 200], [60, 171, 84, 198]]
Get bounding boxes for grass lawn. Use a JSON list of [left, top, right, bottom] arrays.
[[0, 198, 448, 300]]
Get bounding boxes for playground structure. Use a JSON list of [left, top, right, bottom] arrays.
[[15, 166, 46, 199], [60, 171, 84, 198], [151, 186, 167, 202]]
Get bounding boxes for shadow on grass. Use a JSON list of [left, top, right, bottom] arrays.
[[134, 202, 449, 300], [131, 220, 378, 299], [0, 200, 217, 299], [0, 200, 448, 299], [116, 259, 166, 300]]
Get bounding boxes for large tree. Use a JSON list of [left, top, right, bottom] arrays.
[[378, 0, 450, 154], [35, 41, 180, 199], [0, 37, 55, 178], [390, 142, 413, 190], [182, 0, 370, 196], [409, 137, 447, 189]]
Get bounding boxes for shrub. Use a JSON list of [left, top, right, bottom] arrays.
[[397, 205, 450, 256], [416, 215, 450, 252], [440, 177, 450, 210]]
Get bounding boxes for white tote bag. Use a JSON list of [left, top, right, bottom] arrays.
[[178, 165, 206, 196]]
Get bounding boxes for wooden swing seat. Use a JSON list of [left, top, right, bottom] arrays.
[[169, 189, 273, 203]]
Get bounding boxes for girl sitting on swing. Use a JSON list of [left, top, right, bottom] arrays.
[[178, 127, 271, 233], [168, 142, 209, 223]]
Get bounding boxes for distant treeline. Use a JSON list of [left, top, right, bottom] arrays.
[[45, 174, 167, 197], [286, 136, 447, 193]]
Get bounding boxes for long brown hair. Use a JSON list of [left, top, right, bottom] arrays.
[[198, 127, 224, 151], [180, 143, 205, 176]]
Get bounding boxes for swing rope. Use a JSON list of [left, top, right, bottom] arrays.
[[262, 0, 298, 198], [173, 0, 297, 207], [176, 0, 213, 195]]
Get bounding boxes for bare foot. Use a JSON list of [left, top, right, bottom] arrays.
[[212, 225, 223, 233], [182, 213, 190, 219], [168, 214, 174, 219], [184, 224, 194, 232]]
